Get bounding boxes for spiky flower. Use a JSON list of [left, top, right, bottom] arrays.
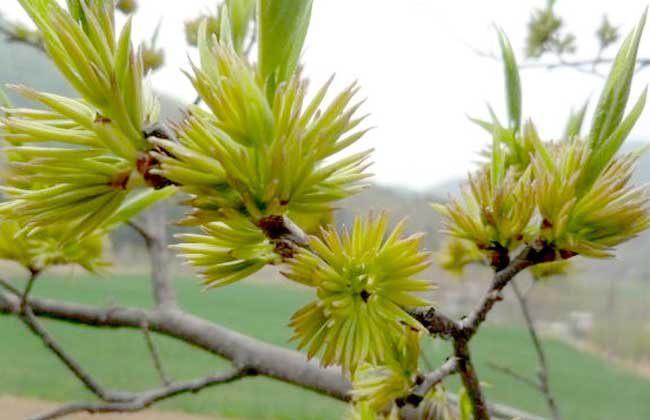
[[435, 238, 484, 275], [286, 214, 431, 372], [172, 210, 280, 288], [0, 220, 108, 272], [418, 385, 456, 420], [154, 27, 370, 225], [533, 140, 650, 257], [0, 0, 164, 240], [432, 164, 535, 259], [350, 329, 421, 412], [159, 9, 370, 284], [446, 14, 649, 267]]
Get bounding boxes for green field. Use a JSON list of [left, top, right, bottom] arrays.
[[1, 272, 649, 419]]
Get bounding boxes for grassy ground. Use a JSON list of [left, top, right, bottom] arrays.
[[1, 272, 649, 420]]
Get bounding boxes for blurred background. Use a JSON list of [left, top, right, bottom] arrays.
[[0, 1, 649, 419]]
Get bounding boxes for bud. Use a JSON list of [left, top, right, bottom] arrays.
[[116, 0, 138, 14], [435, 238, 484, 275]]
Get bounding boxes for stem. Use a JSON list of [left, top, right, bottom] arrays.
[[454, 338, 489, 420], [141, 321, 171, 385], [512, 279, 562, 420], [31, 367, 248, 420], [20, 269, 40, 313]]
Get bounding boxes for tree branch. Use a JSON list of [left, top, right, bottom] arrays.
[[0, 288, 547, 419], [459, 244, 558, 336], [407, 356, 459, 405], [144, 202, 177, 310], [454, 337, 489, 420], [0, 289, 351, 400], [30, 367, 249, 420], [486, 361, 542, 391], [0, 279, 131, 403], [141, 321, 172, 385], [127, 220, 154, 246]]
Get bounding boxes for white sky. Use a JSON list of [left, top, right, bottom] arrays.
[[3, 0, 650, 190]]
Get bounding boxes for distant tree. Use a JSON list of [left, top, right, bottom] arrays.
[[0, 1, 648, 420]]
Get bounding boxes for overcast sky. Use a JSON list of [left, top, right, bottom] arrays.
[[3, 0, 650, 190]]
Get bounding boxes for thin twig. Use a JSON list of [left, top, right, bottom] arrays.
[[470, 44, 650, 78], [512, 279, 562, 420], [486, 361, 542, 391], [0, 277, 131, 402], [408, 357, 459, 404], [20, 269, 39, 312], [0, 283, 546, 420], [30, 367, 249, 420], [0, 277, 23, 296], [0, 19, 45, 52], [127, 220, 154, 246], [19, 307, 131, 402], [454, 338, 489, 419], [141, 321, 172, 385]]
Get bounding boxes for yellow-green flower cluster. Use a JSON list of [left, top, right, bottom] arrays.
[[172, 210, 279, 288], [350, 329, 421, 412], [436, 15, 649, 269], [533, 140, 650, 257], [432, 164, 535, 254], [158, 4, 369, 285], [0, 220, 107, 272], [435, 238, 484, 276], [0, 0, 163, 240], [155, 30, 370, 224], [286, 214, 431, 372]]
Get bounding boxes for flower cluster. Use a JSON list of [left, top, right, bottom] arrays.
[[0, 0, 167, 240], [350, 328, 421, 412], [285, 214, 432, 372], [0, 220, 107, 272], [158, 4, 370, 285], [435, 15, 649, 271]]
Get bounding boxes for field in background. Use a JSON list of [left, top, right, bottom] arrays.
[[1, 273, 649, 420]]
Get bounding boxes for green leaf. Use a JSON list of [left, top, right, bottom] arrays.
[[491, 130, 506, 189], [497, 28, 522, 131], [226, 0, 256, 53], [584, 87, 647, 188], [104, 186, 177, 228], [258, 0, 313, 98], [589, 9, 646, 149], [564, 100, 589, 139]]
